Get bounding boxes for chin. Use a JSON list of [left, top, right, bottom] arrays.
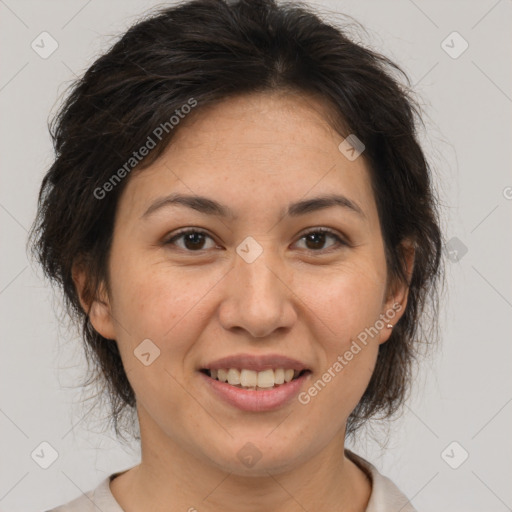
[[201, 436, 311, 476]]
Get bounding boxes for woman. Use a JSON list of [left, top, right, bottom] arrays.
[[31, 0, 443, 510]]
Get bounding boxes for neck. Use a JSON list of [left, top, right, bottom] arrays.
[[110, 408, 371, 512]]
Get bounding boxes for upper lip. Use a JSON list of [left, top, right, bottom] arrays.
[[201, 353, 310, 372]]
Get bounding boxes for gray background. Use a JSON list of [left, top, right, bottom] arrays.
[[1, 0, 511, 510]]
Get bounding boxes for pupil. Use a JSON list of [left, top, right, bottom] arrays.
[[185, 232, 205, 250], [306, 232, 325, 250]]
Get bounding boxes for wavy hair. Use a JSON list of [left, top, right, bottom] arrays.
[[29, 0, 444, 439]]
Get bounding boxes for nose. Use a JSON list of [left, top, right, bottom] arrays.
[[217, 246, 297, 339]]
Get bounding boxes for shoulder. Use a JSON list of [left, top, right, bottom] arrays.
[[43, 457, 416, 512], [43, 472, 126, 512], [346, 450, 418, 512]]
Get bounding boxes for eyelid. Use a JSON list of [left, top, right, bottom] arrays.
[[295, 227, 349, 250], [164, 226, 349, 252], [299, 226, 348, 242], [164, 227, 217, 249]]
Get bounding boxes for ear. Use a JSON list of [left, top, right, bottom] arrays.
[[378, 239, 416, 344], [72, 262, 116, 340]]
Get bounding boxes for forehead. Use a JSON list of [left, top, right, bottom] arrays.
[[118, 91, 379, 228], [171, 90, 343, 157]]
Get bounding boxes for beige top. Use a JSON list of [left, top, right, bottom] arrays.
[[45, 451, 416, 512]]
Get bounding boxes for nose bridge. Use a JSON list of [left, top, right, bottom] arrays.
[[235, 236, 284, 301], [219, 236, 296, 337]]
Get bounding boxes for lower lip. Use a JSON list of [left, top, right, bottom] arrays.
[[199, 371, 311, 412]]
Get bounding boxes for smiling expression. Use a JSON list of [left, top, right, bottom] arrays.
[[80, 90, 410, 475]]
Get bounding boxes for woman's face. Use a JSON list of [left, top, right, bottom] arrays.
[[83, 91, 409, 475]]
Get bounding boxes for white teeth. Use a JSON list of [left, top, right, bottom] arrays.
[[208, 367, 305, 389], [257, 369, 275, 388], [227, 368, 241, 385], [274, 368, 285, 385], [240, 369, 258, 388]]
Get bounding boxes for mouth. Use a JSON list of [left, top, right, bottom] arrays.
[[199, 368, 311, 390], [198, 353, 312, 411]]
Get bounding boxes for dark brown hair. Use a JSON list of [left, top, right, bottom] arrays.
[[29, 0, 444, 439]]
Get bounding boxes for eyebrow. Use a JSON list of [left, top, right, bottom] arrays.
[[140, 192, 366, 220]]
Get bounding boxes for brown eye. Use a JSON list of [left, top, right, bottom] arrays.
[[164, 227, 347, 254], [295, 228, 347, 252], [165, 229, 216, 251]]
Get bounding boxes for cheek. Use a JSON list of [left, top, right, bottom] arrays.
[[108, 252, 224, 353], [105, 258, 211, 410], [292, 262, 385, 408], [295, 261, 387, 342], [297, 280, 381, 428]]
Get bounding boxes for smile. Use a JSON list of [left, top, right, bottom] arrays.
[[199, 368, 312, 412], [201, 368, 309, 390]]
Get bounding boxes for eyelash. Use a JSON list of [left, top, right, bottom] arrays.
[[164, 227, 348, 253]]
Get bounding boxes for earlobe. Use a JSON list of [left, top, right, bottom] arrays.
[[88, 296, 117, 340], [71, 263, 116, 340]]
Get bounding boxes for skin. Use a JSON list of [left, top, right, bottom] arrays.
[[74, 90, 414, 512]]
